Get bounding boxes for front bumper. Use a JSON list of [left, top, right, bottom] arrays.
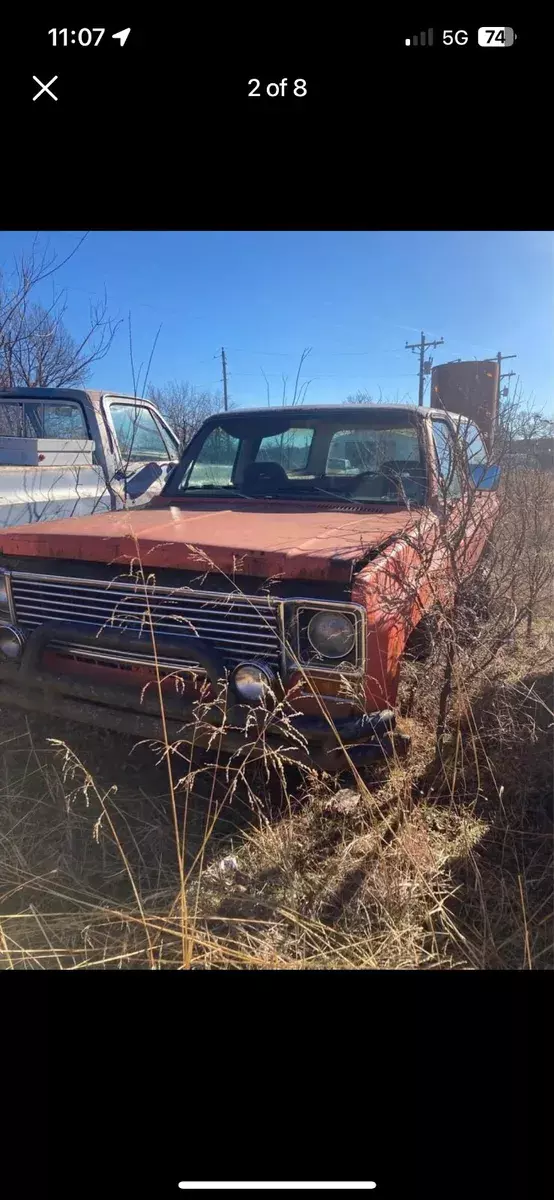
[[0, 623, 407, 772]]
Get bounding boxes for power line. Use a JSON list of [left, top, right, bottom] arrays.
[[224, 347, 408, 358], [405, 331, 445, 406], [230, 371, 418, 380]]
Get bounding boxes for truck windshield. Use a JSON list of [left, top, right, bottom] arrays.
[[166, 413, 426, 506]]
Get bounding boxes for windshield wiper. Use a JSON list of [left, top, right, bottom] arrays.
[[181, 485, 256, 500], [180, 483, 414, 506], [273, 485, 404, 505], [280, 484, 345, 501]]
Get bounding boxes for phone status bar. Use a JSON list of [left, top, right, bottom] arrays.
[[405, 27, 517, 47]]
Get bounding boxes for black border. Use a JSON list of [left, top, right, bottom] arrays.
[[1, 15, 547, 1198], [3, 971, 541, 1200], [5, 12, 549, 228]]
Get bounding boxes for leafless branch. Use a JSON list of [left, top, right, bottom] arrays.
[[0, 238, 119, 389], [147, 380, 224, 447]]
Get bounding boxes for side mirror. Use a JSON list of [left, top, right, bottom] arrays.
[[470, 463, 501, 491]]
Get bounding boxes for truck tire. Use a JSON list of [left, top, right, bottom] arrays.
[[404, 611, 440, 662]]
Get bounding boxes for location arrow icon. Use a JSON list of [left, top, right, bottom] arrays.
[[112, 28, 131, 46]]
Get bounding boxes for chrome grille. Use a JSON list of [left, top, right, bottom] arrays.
[[9, 572, 282, 671], [47, 642, 207, 674]]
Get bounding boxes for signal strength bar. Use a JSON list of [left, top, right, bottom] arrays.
[[405, 29, 434, 46]]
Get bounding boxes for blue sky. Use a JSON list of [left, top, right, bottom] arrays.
[[1, 230, 552, 412]]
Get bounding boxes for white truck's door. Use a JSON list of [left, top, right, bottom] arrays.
[[103, 397, 180, 505]]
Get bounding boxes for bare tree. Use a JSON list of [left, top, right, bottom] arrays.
[[345, 389, 380, 406], [0, 238, 119, 389], [261, 348, 313, 408], [345, 388, 409, 406], [147, 380, 224, 447], [496, 379, 554, 456], [291, 347, 313, 406], [491, 461, 554, 640], [386, 414, 554, 742]]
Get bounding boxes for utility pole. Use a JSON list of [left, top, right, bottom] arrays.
[[405, 331, 445, 405], [497, 350, 517, 404], [221, 346, 229, 411], [486, 350, 517, 411]]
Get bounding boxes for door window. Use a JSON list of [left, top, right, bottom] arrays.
[[431, 420, 462, 499], [464, 422, 488, 467], [110, 403, 173, 462]]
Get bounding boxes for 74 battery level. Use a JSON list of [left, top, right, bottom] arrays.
[[478, 27, 516, 46]]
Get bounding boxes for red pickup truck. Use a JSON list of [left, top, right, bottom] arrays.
[[0, 403, 500, 771]]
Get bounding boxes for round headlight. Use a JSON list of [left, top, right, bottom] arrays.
[[0, 625, 25, 661], [232, 662, 275, 705], [307, 611, 356, 660]]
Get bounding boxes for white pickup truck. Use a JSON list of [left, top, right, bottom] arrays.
[[0, 388, 180, 528]]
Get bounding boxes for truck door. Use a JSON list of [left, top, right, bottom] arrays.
[[105, 400, 180, 505], [431, 407, 499, 581], [453, 417, 498, 571], [430, 417, 468, 585]]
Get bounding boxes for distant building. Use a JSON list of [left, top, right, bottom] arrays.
[[508, 437, 554, 470]]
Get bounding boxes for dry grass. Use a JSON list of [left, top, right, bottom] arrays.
[[0, 609, 551, 970]]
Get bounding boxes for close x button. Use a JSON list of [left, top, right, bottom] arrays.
[[32, 75, 58, 101]]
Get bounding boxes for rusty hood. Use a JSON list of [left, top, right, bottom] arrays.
[[0, 500, 418, 582]]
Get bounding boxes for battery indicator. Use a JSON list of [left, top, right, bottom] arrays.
[[478, 27, 516, 46]]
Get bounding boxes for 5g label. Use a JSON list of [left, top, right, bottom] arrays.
[[248, 79, 307, 97], [442, 30, 468, 45]]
